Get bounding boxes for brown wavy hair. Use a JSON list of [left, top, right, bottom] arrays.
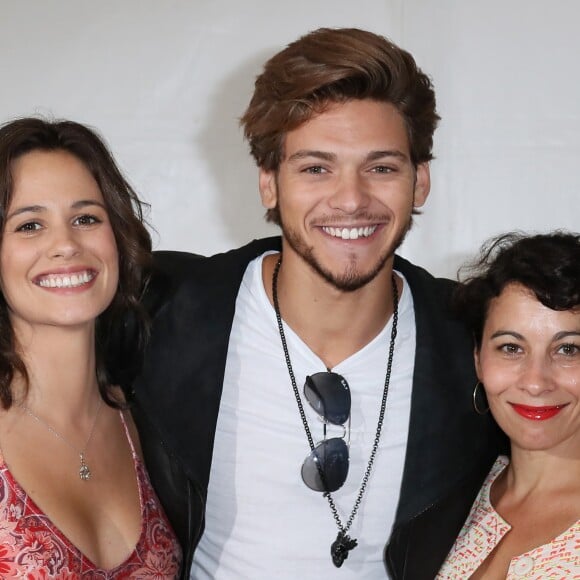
[[0, 117, 152, 409], [240, 27, 440, 224]]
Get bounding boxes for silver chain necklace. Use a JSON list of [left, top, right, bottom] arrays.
[[23, 398, 103, 481], [272, 257, 399, 567]]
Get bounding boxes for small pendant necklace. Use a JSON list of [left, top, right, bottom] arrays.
[[272, 257, 399, 567], [23, 398, 103, 481]]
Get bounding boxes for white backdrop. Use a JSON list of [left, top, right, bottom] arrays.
[[1, 0, 578, 276]]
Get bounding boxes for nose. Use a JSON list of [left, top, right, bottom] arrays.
[[518, 356, 555, 396], [328, 171, 370, 214], [48, 226, 81, 260]]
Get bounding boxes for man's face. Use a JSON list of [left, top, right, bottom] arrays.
[[259, 99, 430, 291]]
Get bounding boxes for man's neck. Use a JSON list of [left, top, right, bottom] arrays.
[[262, 252, 399, 369]]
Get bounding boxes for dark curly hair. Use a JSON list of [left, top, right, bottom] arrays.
[[240, 27, 439, 224], [0, 117, 152, 409], [454, 231, 580, 349]]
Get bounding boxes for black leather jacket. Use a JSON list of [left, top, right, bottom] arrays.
[[385, 461, 497, 579], [123, 238, 502, 578], [129, 403, 204, 578]]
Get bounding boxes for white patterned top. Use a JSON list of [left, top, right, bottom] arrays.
[[437, 456, 580, 579]]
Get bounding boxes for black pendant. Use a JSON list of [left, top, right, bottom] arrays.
[[331, 532, 358, 567]]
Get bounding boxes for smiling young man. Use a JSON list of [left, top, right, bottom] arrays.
[[127, 28, 502, 579]]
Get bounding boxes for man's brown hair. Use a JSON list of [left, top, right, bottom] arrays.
[[241, 27, 439, 170]]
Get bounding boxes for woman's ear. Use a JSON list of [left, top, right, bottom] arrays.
[[473, 346, 482, 379]]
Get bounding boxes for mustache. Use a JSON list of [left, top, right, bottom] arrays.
[[310, 212, 389, 226]]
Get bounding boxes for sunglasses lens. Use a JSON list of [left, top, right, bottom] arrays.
[[301, 438, 349, 492], [304, 372, 351, 425]]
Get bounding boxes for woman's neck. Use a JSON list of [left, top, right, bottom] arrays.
[[501, 445, 580, 499], [13, 323, 100, 418]]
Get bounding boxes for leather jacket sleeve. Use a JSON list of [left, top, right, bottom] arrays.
[[385, 463, 494, 579], [130, 402, 205, 579]]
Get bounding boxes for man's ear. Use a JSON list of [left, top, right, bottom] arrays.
[[413, 162, 431, 209], [259, 168, 278, 209]]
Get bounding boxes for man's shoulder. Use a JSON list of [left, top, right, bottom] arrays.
[[393, 253, 465, 338], [153, 237, 281, 278], [394, 254, 456, 297], [145, 237, 281, 311]]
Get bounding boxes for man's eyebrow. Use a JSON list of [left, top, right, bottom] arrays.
[[287, 150, 337, 163], [366, 150, 408, 162], [286, 149, 409, 163]]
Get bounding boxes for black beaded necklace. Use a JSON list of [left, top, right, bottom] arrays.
[[272, 257, 399, 567]]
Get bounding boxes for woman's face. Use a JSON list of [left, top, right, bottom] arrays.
[[476, 283, 580, 455], [0, 149, 119, 335]]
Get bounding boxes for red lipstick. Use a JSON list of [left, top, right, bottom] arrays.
[[510, 403, 567, 421]]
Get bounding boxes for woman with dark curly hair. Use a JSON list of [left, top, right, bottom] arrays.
[[437, 231, 580, 578], [0, 118, 181, 577]]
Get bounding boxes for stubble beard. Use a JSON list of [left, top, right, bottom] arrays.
[[280, 215, 413, 293]]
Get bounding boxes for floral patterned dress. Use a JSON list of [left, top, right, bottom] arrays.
[[437, 456, 580, 579], [0, 412, 182, 578]]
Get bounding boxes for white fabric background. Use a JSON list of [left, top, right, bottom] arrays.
[[1, 0, 578, 276]]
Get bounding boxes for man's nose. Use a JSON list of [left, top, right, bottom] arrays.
[[328, 172, 370, 214]]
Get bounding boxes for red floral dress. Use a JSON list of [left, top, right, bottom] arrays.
[[0, 412, 182, 578]]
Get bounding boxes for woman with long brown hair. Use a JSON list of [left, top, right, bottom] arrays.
[[0, 118, 181, 577]]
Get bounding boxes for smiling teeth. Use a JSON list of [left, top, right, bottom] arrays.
[[38, 271, 95, 288], [322, 226, 377, 240]]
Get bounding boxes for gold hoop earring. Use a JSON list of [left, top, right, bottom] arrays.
[[472, 381, 489, 415]]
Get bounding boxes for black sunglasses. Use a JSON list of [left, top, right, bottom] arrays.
[[301, 371, 351, 493]]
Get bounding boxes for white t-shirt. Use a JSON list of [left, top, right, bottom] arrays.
[[190, 253, 416, 579]]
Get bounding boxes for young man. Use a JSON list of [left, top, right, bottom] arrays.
[[128, 28, 501, 579]]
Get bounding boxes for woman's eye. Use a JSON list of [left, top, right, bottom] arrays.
[[15, 221, 42, 233], [74, 214, 101, 226], [558, 343, 579, 356], [500, 343, 521, 355]]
